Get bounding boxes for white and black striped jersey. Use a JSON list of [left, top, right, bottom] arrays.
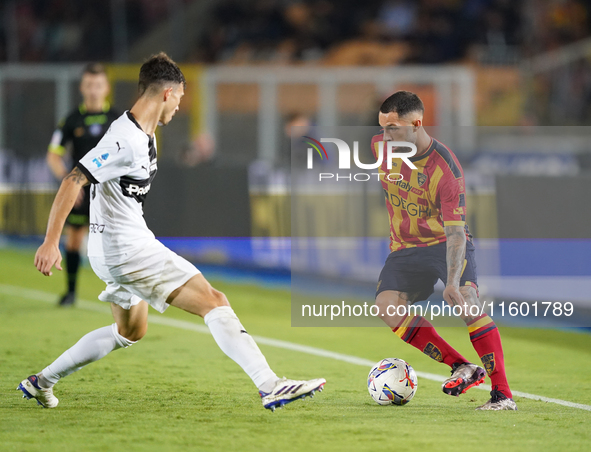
[[77, 111, 158, 262]]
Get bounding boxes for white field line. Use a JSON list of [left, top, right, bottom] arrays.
[[2, 283, 590, 412]]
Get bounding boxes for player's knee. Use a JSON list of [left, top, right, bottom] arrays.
[[375, 292, 406, 319], [198, 282, 230, 309], [65, 227, 85, 251], [65, 237, 81, 252], [208, 287, 229, 308], [119, 324, 147, 342], [375, 296, 391, 313], [376, 291, 403, 309]]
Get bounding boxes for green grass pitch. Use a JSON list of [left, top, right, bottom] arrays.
[[0, 247, 590, 452]]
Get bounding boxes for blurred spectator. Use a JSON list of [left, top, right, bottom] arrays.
[[406, 3, 463, 64], [377, 0, 417, 39], [524, 0, 589, 55], [177, 132, 216, 167], [278, 111, 313, 168], [522, 0, 591, 125]]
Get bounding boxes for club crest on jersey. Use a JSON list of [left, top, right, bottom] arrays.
[[481, 353, 495, 376], [417, 173, 427, 187], [423, 342, 443, 362]]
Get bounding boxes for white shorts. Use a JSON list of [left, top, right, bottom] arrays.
[[89, 240, 200, 313]]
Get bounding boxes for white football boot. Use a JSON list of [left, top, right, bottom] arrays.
[[476, 388, 517, 411], [17, 375, 59, 408], [260, 377, 326, 411]]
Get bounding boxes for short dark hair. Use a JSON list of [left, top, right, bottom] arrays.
[[138, 52, 186, 96], [82, 62, 107, 77], [285, 111, 308, 124], [379, 91, 424, 117]]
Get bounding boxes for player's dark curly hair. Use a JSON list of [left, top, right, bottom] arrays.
[[138, 52, 186, 96], [379, 91, 424, 117]]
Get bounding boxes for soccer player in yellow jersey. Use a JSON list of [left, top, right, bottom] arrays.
[[373, 91, 516, 410]]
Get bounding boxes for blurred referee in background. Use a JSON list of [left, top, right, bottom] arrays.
[[46, 63, 119, 307]]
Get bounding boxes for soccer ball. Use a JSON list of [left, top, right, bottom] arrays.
[[367, 358, 418, 405]]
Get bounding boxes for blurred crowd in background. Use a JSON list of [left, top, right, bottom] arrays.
[[0, 0, 167, 62], [2, 0, 591, 131], [197, 0, 523, 64], [1, 0, 589, 65]]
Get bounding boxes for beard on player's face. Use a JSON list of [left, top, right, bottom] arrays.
[[404, 128, 418, 145], [383, 127, 416, 144], [382, 128, 418, 155]]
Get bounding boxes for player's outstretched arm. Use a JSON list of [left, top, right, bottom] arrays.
[[46, 152, 85, 208], [442, 225, 467, 307], [35, 167, 89, 276], [46, 151, 68, 180]]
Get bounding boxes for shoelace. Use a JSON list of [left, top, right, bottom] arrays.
[[490, 386, 507, 403]]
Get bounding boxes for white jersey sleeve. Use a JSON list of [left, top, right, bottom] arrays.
[[77, 135, 134, 184]]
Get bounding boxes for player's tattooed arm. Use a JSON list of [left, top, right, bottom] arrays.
[[63, 166, 90, 187], [445, 225, 466, 287], [64, 167, 89, 208], [442, 225, 467, 307], [34, 167, 89, 276]]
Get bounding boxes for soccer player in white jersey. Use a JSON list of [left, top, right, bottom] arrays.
[[19, 52, 325, 411]]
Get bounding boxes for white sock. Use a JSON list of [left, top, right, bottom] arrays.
[[40, 324, 134, 387], [204, 306, 278, 391]]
